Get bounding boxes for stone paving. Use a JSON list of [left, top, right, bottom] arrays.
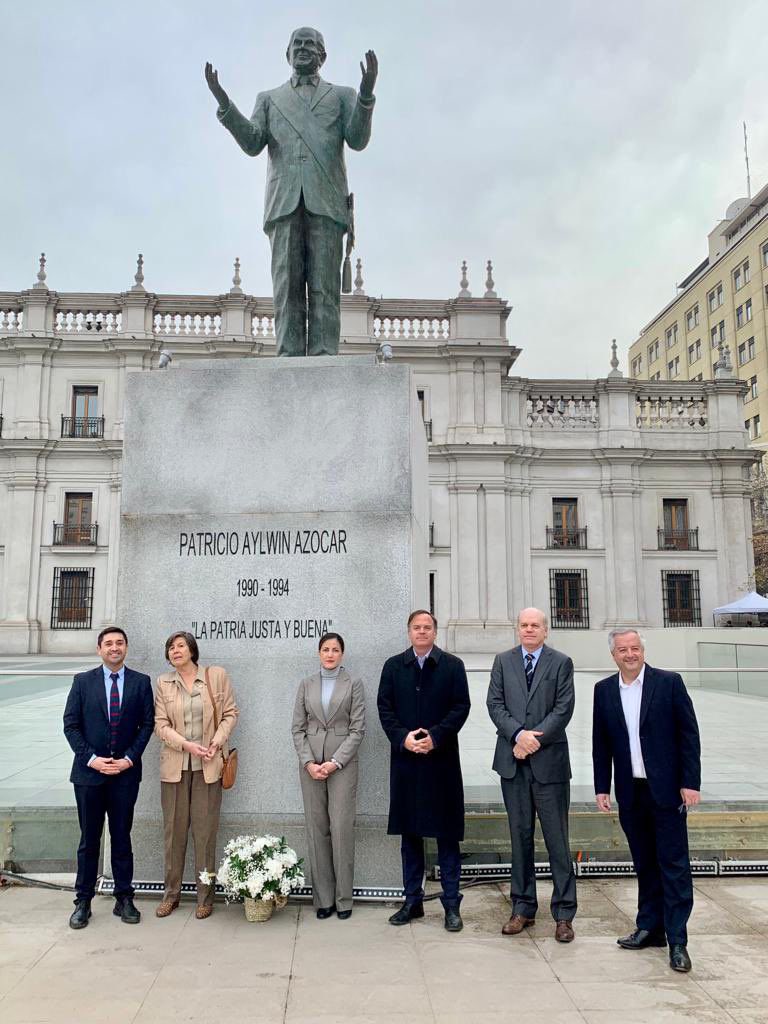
[[1, 876, 768, 1023]]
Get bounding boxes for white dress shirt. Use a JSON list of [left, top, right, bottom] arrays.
[[619, 665, 646, 778]]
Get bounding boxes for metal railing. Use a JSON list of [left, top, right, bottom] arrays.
[[60, 416, 105, 439], [546, 526, 588, 549], [52, 523, 99, 546], [658, 527, 699, 550]]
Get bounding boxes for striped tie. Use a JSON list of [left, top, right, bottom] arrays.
[[524, 653, 534, 692], [109, 672, 121, 755]]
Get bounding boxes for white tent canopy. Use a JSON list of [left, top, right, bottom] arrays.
[[713, 591, 768, 616]]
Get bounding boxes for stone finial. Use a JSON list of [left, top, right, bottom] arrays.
[[458, 260, 471, 298], [353, 257, 365, 295], [33, 252, 48, 290], [230, 256, 243, 295], [607, 338, 623, 378], [722, 343, 734, 373], [715, 342, 735, 379], [131, 253, 146, 292], [483, 260, 497, 299]]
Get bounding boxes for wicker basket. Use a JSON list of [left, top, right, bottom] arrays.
[[244, 897, 274, 922]]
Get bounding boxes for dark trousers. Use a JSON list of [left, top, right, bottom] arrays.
[[73, 774, 140, 901], [401, 833, 462, 909], [501, 761, 577, 921], [266, 196, 345, 357], [619, 779, 693, 945]]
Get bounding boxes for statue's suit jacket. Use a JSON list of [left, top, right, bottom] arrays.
[[486, 644, 575, 783], [218, 78, 375, 230]]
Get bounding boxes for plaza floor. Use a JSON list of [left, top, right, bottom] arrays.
[[2, 658, 768, 809], [1, 875, 768, 1023]]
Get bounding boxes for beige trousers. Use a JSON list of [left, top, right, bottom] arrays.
[[161, 769, 222, 906]]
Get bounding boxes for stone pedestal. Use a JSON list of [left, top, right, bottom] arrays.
[[116, 356, 428, 888]]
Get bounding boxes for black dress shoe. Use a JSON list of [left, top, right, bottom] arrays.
[[316, 906, 335, 920], [114, 896, 141, 924], [388, 901, 425, 925], [69, 899, 92, 930], [617, 928, 667, 949], [336, 909, 353, 920], [444, 907, 463, 932], [669, 943, 692, 972]]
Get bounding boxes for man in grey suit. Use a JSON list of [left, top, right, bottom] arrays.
[[206, 28, 377, 356], [486, 608, 577, 941]]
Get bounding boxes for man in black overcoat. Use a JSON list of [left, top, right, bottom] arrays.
[[63, 626, 154, 929], [377, 610, 470, 932], [593, 628, 701, 973]]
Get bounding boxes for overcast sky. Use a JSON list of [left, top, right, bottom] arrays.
[[1, 0, 766, 377]]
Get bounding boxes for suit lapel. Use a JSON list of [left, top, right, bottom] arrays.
[[639, 664, 657, 729], [325, 668, 350, 726], [508, 646, 528, 704], [607, 673, 629, 739], [310, 79, 333, 111], [527, 646, 551, 703], [93, 667, 109, 723], [308, 673, 326, 725]]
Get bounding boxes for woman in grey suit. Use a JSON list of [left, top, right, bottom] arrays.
[[291, 632, 365, 919]]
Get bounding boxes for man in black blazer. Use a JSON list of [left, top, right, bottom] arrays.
[[592, 629, 701, 973], [487, 608, 577, 942], [63, 626, 154, 929]]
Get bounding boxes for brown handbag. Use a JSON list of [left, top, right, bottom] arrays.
[[204, 668, 238, 790]]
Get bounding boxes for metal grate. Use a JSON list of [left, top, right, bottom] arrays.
[[51, 567, 95, 629], [549, 568, 590, 629], [661, 569, 701, 627]]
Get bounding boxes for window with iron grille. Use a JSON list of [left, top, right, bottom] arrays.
[[549, 569, 589, 629], [51, 567, 95, 629], [661, 570, 701, 627]]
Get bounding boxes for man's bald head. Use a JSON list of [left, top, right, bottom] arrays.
[[517, 607, 548, 652]]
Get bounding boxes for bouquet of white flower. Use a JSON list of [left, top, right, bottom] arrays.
[[200, 834, 304, 906]]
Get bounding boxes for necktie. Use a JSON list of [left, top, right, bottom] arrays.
[[524, 654, 534, 692], [109, 672, 120, 755]]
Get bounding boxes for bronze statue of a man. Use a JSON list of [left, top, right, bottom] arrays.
[[206, 29, 377, 356]]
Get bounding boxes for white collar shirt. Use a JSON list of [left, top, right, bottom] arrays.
[[414, 647, 433, 669], [618, 665, 646, 779]]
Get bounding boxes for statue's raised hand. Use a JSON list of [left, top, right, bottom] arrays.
[[205, 62, 230, 111], [359, 50, 378, 101]]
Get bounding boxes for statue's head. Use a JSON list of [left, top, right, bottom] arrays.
[[286, 27, 326, 74]]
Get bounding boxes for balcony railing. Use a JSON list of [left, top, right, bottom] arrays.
[[546, 526, 588, 549], [657, 528, 699, 551], [61, 416, 105, 438], [424, 419, 433, 442], [53, 523, 99, 546]]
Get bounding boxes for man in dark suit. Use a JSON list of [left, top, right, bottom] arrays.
[[63, 626, 154, 929], [378, 610, 471, 932], [592, 628, 701, 973], [487, 608, 577, 942]]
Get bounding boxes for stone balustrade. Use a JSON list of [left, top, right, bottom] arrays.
[[635, 392, 708, 429], [526, 392, 599, 428]]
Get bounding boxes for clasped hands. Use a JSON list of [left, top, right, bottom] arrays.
[[512, 729, 543, 760], [306, 761, 339, 780], [183, 739, 221, 762], [90, 756, 131, 775], [404, 729, 434, 754]]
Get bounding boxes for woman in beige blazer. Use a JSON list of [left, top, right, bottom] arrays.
[[291, 632, 365, 919], [154, 630, 238, 920]]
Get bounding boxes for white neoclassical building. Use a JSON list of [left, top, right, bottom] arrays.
[[0, 256, 757, 654]]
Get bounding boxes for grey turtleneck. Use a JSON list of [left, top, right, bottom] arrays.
[[320, 665, 341, 717]]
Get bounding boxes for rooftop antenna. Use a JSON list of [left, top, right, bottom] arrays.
[[744, 121, 752, 199]]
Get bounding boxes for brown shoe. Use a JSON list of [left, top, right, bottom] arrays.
[[555, 919, 575, 943], [501, 913, 535, 935], [195, 904, 213, 920], [155, 898, 179, 918]]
